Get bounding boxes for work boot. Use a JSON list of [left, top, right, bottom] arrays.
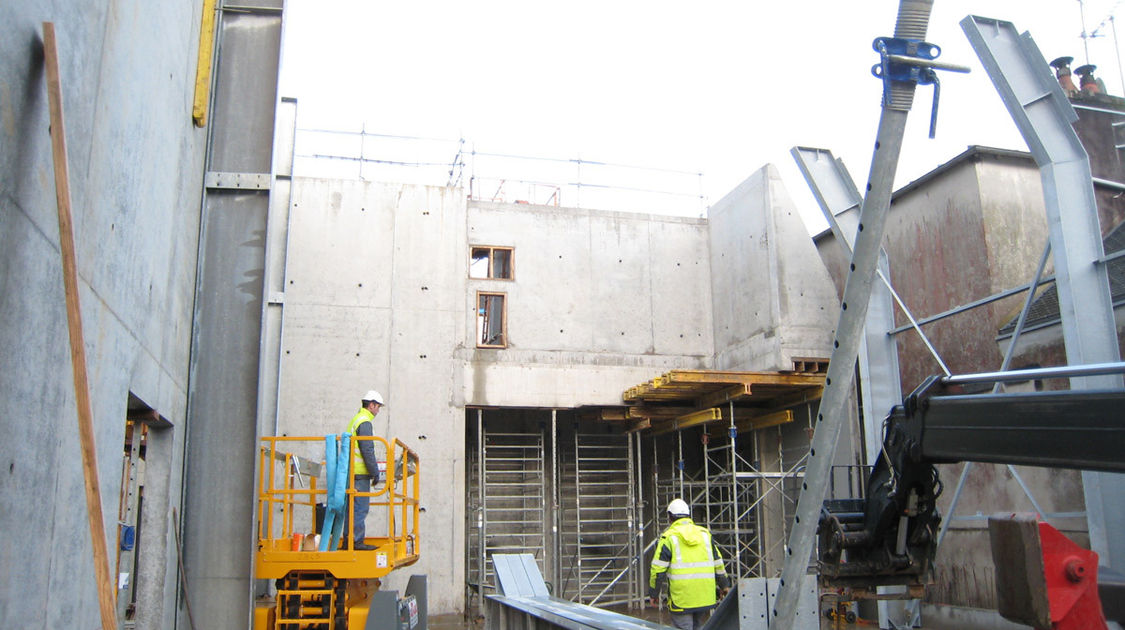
[[354, 542, 376, 551]]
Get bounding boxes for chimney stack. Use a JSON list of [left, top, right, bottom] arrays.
[[1074, 64, 1102, 95], [1050, 56, 1079, 95]]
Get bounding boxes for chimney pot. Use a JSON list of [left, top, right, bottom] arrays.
[[1075, 64, 1101, 95], [1050, 56, 1078, 95]]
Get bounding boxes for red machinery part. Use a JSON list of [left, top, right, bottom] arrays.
[[1038, 521, 1107, 630]]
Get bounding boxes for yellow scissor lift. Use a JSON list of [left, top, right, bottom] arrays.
[[254, 435, 421, 629]]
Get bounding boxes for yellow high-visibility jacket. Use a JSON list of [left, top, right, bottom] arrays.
[[347, 408, 376, 476], [649, 517, 729, 612]]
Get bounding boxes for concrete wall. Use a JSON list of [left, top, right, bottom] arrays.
[[0, 3, 209, 628], [463, 200, 715, 407], [709, 165, 839, 371], [885, 151, 1048, 392], [276, 181, 722, 612]]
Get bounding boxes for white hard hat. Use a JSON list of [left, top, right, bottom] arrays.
[[362, 390, 385, 405], [667, 498, 690, 518]]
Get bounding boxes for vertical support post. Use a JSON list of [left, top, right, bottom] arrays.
[[552, 410, 559, 593], [42, 22, 118, 630], [676, 432, 684, 497], [728, 402, 741, 579], [773, 3, 932, 626], [477, 409, 485, 593], [627, 431, 638, 606], [703, 431, 711, 525], [574, 430, 583, 602], [635, 431, 645, 605]]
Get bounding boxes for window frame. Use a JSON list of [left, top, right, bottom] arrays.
[[469, 245, 514, 280], [475, 291, 508, 349]]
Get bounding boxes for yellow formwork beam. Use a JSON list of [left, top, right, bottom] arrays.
[[662, 370, 825, 387], [650, 407, 723, 436], [192, 0, 217, 127], [706, 410, 795, 438]]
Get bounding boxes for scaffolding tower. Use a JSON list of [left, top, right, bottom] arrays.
[[467, 415, 547, 609], [651, 414, 812, 582], [559, 432, 641, 607]]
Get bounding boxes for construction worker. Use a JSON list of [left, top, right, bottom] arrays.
[[346, 390, 384, 550], [648, 498, 729, 630]]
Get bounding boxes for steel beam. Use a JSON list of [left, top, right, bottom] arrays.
[[773, 2, 933, 626], [182, 1, 284, 627], [791, 146, 902, 468], [962, 14, 1125, 572]]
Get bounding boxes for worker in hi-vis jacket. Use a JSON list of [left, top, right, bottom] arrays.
[[345, 390, 384, 550], [648, 498, 730, 630]]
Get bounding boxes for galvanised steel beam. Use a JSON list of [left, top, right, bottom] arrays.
[[962, 14, 1125, 573], [773, 2, 933, 626], [791, 147, 902, 467], [791, 146, 908, 627]]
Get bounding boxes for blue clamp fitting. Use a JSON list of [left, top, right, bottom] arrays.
[[872, 37, 969, 138]]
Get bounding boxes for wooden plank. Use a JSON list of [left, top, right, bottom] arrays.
[[43, 21, 118, 630]]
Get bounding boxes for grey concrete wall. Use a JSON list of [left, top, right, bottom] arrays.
[[276, 183, 720, 613], [0, 2, 208, 628], [708, 165, 839, 371], [463, 200, 715, 408], [278, 179, 468, 613]]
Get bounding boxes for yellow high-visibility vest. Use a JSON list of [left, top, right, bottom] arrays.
[[347, 408, 374, 476]]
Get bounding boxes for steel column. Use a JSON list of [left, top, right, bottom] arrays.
[[791, 146, 903, 466], [962, 14, 1125, 568]]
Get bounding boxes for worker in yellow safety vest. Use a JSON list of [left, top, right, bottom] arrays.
[[648, 498, 730, 630], [346, 390, 384, 550]]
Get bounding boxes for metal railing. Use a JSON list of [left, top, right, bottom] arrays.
[[255, 435, 421, 579], [291, 126, 707, 216]]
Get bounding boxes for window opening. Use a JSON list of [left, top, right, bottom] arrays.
[[477, 292, 507, 348], [470, 246, 514, 279]]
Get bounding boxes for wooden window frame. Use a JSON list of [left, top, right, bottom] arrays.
[[470, 245, 514, 280], [475, 291, 508, 349]]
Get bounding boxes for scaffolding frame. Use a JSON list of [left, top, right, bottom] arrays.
[[467, 410, 548, 610], [559, 431, 641, 607], [650, 416, 812, 583]]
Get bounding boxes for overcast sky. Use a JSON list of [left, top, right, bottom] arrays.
[[279, 1, 1124, 232]]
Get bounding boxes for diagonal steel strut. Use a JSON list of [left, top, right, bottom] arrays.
[[771, 1, 932, 626]]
